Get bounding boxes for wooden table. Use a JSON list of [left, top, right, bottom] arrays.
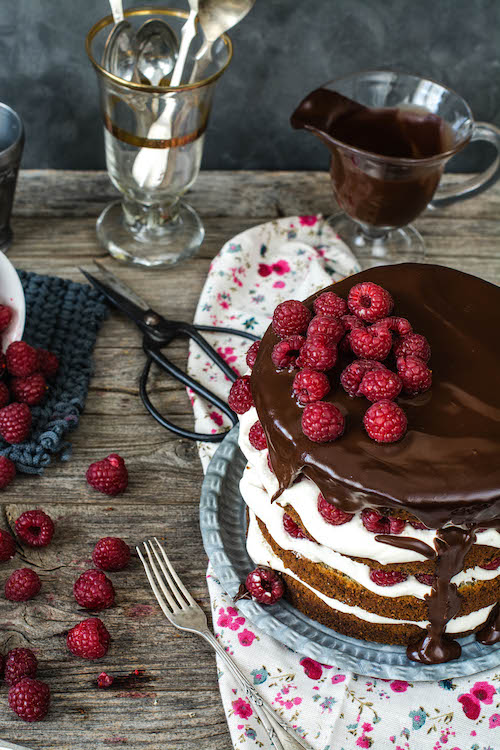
[[1, 170, 499, 750]]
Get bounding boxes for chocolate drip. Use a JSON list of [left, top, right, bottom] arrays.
[[407, 526, 476, 664], [476, 603, 500, 645], [375, 534, 436, 559]]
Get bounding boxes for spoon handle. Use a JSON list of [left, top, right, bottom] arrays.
[[108, 0, 124, 24]]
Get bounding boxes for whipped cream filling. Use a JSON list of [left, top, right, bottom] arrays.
[[246, 511, 495, 634], [241, 462, 500, 599], [239, 408, 500, 564]]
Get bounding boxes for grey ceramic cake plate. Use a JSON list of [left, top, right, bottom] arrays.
[[199, 426, 500, 681]]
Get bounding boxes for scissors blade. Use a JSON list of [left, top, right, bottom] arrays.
[[80, 263, 151, 327]]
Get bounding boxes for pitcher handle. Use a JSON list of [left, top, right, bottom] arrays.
[[429, 122, 500, 208]]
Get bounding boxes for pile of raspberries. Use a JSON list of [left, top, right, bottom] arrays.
[[229, 281, 432, 445]]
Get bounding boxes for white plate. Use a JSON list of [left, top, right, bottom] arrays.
[[0, 253, 25, 349]]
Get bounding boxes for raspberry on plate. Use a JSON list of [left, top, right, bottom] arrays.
[[248, 420, 267, 450], [307, 314, 345, 345], [301, 401, 344, 443], [67, 617, 111, 660], [292, 368, 330, 405], [349, 325, 392, 361], [74, 569, 115, 610], [8, 677, 50, 722], [0, 528, 16, 561], [394, 333, 431, 363], [0, 402, 32, 443], [369, 569, 408, 586], [317, 494, 353, 525], [228, 375, 253, 414], [93, 537, 131, 571], [272, 300, 312, 339], [0, 455, 15, 489], [348, 282, 394, 322], [10, 373, 48, 406], [5, 568, 41, 601], [283, 512, 310, 539], [245, 567, 284, 605], [0, 304, 12, 332], [0, 381, 9, 408], [313, 291, 348, 318], [359, 369, 402, 402], [364, 400, 407, 443], [86, 453, 129, 496], [296, 338, 337, 372], [271, 335, 305, 369], [245, 340, 260, 370], [4, 648, 38, 686], [37, 349, 59, 380], [6, 341, 39, 377], [396, 355, 432, 395], [340, 359, 387, 398], [15, 509, 55, 547], [361, 509, 406, 534]]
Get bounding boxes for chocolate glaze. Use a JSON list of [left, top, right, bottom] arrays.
[[251, 263, 500, 663], [375, 535, 436, 560], [476, 603, 500, 645]]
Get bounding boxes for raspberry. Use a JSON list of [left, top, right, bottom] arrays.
[[0, 353, 5, 378], [359, 370, 402, 402], [369, 569, 408, 586], [0, 381, 9, 408], [0, 304, 12, 332], [349, 325, 392, 361], [4, 648, 38, 686], [5, 568, 41, 601], [266, 453, 274, 473], [292, 368, 330, 405], [271, 335, 305, 369], [377, 316, 412, 337], [86, 453, 129, 496], [228, 375, 253, 414], [364, 400, 407, 443], [245, 567, 284, 605], [93, 537, 131, 571], [361, 509, 406, 534], [396, 355, 432, 395], [340, 359, 387, 397], [8, 677, 50, 722], [272, 300, 312, 339], [313, 291, 348, 318], [0, 528, 15, 561], [480, 557, 500, 571], [67, 617, 111, 660], [249, 420, 267, 450], [348, 282, 394, 322], [307, 315, 345, 345], [409, 520, 428, 530], [5, 341, 39, 377], [342, 314, 365, 333], [301, 402, 344, 443], [10, 373, 48, 406], [0, 402, 32, 443], [296, 339, 337, 371], [37, 349, 59, 380], [283, 513, 309, 539], [394, 333, 431, 363], [0, 455, 15, 489], [415, 573, 435, 586], [15, 509, 55, 547], [245, 341, 260, 369], [317, 494, 353, 525], [97, 672, 114, 688], [74, 569, 115, 610]]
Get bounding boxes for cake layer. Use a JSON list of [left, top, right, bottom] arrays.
[[246, 511, 495, 644]]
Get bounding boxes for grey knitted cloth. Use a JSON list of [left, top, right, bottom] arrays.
[[0, 271, 108, 473]]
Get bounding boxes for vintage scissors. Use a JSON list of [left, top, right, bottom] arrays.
[[80, 263, 259, 442]]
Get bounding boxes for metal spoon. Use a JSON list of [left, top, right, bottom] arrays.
[[135, 19, 179, 86], [102, 0, 137, 81]]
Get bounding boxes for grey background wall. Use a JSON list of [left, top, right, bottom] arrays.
[[2, 0, 500, 171]]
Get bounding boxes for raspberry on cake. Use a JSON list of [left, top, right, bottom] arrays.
[[397, 354, 432, 395], [348, 282, 394, 322], [248, 421, 267, 450], [245, 340, 260, 369], [349, 325, 392, 361], [313, 291, 348, 318], [340, 359, 386, 397], [228, 375, 253, 414], [245, 567, 284, 605], [393, 332, 431, 362], [272, 300, 312, 339], [364, 400, 407, 443], [296, 338, 337, 371], [292, 369, 330, 405], [271, 335, 305, 369], [359, 369, 402, 402], [307, 314, 344, 344], [301, 402, 344, 443]]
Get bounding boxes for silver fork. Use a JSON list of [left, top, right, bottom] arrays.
[[137, 538, 312, 750]]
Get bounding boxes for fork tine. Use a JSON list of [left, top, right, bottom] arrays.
[[136, 545, 178, 621], [149, 538, 188, 609], [153, 537, 197, 607], [139, 542, 179, 619], [143, 540, 183, 612]]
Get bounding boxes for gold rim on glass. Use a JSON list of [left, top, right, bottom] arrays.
[[86, 6, 233, 94]]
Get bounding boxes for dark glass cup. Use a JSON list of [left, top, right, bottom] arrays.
[[0, 103, 24, 252]]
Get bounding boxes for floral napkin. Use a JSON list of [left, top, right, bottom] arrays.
[[187, 215, 499, 750]]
